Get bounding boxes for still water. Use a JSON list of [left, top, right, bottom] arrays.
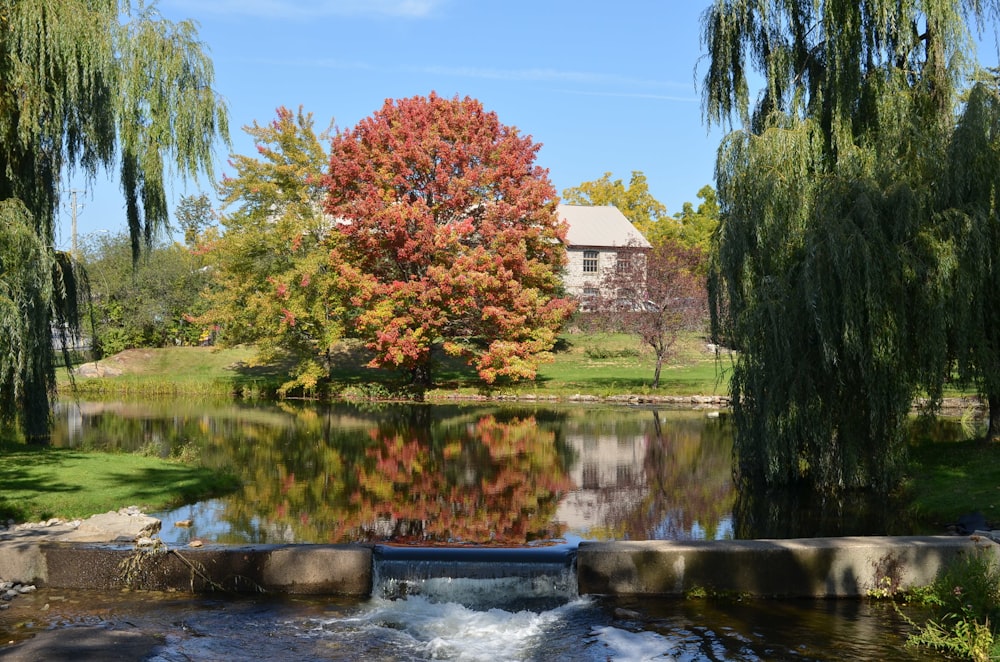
[[53, 399, 739, 545], [51, 398, 933, 545], [5, 398, 950, 660]]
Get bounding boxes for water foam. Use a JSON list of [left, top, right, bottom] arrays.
[[355, 593, 591, 661]]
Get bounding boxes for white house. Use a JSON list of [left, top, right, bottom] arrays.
[[558, 204, 651, 308]]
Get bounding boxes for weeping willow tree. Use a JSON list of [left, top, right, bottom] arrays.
[[703, 0, 995, 491], [0, 0, 228, 441], [937, 81, 1000, 443]]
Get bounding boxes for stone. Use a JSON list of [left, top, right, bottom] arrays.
[[74, 362, 123, 377], [55, 510, 161, 543]]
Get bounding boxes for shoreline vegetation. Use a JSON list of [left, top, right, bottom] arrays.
[[5, 331, 993, 533]]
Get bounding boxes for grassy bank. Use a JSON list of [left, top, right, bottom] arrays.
[[0, 441, 238, 523], [59, 332, 727, 399]]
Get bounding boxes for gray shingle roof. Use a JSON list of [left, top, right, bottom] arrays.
[[558, 204, 651, 248]]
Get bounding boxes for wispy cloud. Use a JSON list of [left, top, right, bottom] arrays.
[[556, 89, 699, 103], [414, 64, 682, 88], [162, 0, 445, 19], [270, 57, 693, 94]]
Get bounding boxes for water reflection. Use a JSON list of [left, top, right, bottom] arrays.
[[54, 399, 953, 543], [52, 399, 738, 545]]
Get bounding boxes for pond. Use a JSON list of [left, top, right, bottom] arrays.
[[50, 398, 941, 545], [3, 398, 959, 660]]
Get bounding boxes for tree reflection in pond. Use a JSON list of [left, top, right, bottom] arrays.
[[52, 401, 744, 544]]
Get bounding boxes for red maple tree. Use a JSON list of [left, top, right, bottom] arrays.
[[323, 93, 575, 389]]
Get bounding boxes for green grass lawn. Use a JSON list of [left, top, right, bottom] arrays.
[[0, 442, 238, 523], [528, 332, 729, 396], [904, 438, 1000, 529], [61, 331, 729, 398]]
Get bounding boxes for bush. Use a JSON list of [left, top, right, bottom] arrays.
[[906, 550, 1000, 660], [584, 347, 640, 359]]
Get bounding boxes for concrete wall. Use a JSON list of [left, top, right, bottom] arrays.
[[3, 536, 997, 599], [27, 543, 372, 596], [577, 536, 999, 598]]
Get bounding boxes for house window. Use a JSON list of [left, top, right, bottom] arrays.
[[582, 250, 598, 273], [582, 287, 599, 299], [616, 251, 631, 273]]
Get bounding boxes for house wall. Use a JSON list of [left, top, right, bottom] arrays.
[[563, 247, 619, 298], [564, 246, 649, 309]]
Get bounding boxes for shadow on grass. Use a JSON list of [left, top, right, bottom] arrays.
[[0, 444, 239, 523], [0, 447, 87, 521], [104, 465, 240, 506]]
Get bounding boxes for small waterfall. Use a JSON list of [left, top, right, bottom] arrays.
[[372, 544, 579, 611]]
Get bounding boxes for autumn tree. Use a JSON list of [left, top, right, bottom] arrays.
[[200, 107, 345, 396], [0, 1, 228, 440], [703, 0, 994, 490], [595, 240, 707, 387], [323, 93, 575, 390]]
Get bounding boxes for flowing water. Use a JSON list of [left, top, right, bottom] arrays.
[[0, 398, 968, 660], [2, 572, 934, 660]]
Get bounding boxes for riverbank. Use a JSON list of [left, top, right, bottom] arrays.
[[58, 333, 728, 400]]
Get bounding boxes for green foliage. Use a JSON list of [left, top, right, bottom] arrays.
[[0, 201, 56, 440], [200, 106, 345, 397], [0, 0, 228, 441], [561, 170, 668, 230], [584, 347, 640, 359], [664, 185, 720, 258], [905, 550, 1000, 660], [78, 232, 211, 355], [175, 193, 216, 247], [703, 0, 996, 491], [936, 82, 1000, 442]]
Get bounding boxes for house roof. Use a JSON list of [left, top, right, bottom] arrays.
[[558, 204, 651, 249]]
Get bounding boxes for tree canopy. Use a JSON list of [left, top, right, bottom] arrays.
[[0, 0, 228, 439], [937, 81, 1000, 442], [561, 171, 669, 231], [324, 93, 575, 389], [703, 0, 1000, 490], [667, 185, 720, 257], [77, 231, 211, 355], [200, 106, 344, 396]]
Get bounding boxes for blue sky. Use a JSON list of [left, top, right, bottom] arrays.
[[62, 1, 723, 246]]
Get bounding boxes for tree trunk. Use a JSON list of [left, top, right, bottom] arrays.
[[652, 353, 664, 388], [988, 393, 1000, 443], [410, 362, 432, 402]]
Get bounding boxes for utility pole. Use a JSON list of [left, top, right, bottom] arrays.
[[68, 188, 84, 255]]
